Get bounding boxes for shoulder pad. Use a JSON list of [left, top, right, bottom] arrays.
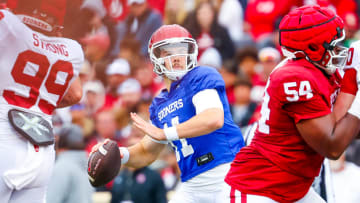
[[270, 60, 321, 103], [186, 66, 225, 92], [271, 60, 319, 84]]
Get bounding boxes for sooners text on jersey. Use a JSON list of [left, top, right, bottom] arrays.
[[150, 66, 244, 182]]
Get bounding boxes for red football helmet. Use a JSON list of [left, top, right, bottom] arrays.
[[7, 0, 67, 34], [148, 24, 198, 81], [279, 5, 348, 74]]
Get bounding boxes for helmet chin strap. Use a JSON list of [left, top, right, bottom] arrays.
[[312, 61, 336, 75], [165, 71, 187, 81], [161, 54, 193, 81]]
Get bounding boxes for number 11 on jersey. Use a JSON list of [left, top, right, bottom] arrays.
[[165, 116, 194, 161]]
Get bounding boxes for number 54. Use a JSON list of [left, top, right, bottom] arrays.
[[283, 81, 313, 102]]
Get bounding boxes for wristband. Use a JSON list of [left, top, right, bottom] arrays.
[[164, 126, 179, 141], [348, 92, 360, 119], [119, 147, 130, 164]]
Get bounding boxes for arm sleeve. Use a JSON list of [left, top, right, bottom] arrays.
[[192, 89, 223, 114], [283, 96, 331, 123], [189, 67, 225, 93], [67, 41, 84, 77]]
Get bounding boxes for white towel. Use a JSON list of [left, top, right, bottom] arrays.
[[3, 141, 45, 190]]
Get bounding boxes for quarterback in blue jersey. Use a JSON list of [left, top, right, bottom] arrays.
[[94, 24, 244, 203]]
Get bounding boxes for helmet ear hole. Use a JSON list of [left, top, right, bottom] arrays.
[[309, 43, 318, 51]]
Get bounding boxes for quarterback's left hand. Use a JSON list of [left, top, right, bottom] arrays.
[[130, 112, 166, 141]]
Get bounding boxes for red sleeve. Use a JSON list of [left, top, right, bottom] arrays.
[[283, 96, 331, 123]]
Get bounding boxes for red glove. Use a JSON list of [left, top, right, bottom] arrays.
[[341, 69, 358, 95]]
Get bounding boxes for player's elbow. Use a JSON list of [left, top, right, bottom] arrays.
[[327, 153, 341, 160], [212, 117, 224, 129], [65, 77, 82, 105], [326, 150, 343, 160], [207, 110, 224, 130], [324, 140, 347, 160], [66, 89, 83, 105], [73, 90, 83, 103], [58, 89, 83, 108]]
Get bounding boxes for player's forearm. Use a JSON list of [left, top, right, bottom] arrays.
[[125, 137, 164, 168], [333, 92, 355, 122], [327, 114, 360, 159], [176, 108, 224, 139], [58, 93, 82, 108], [298, 110, 360, 159], [322, 92, 357, 159], [329, 91, 360, 158], [57, 78, 82, 108], [126, 144, 156, 168]]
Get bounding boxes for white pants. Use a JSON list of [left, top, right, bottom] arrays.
[[169, 181, 227, 203], [0, 137, 55, 203], [169, 163, 230, 203], [221, 184, 326, 203]]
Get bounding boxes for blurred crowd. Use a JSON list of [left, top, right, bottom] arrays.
[[2, 0, 360, 202]]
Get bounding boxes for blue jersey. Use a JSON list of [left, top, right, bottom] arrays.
[[149, 66, 244, 181]]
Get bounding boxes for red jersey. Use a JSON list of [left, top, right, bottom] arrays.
[[225, 58, 341, 202]]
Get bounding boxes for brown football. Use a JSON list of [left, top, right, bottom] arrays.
[[87, 140, 121, 187]]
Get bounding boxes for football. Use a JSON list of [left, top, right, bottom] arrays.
[[88, 140, 121, 187]]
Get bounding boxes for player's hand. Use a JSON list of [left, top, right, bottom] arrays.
[[90, 139, 110, 156], [130, 112, 166, 141], [90, 139, 124, 159]]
